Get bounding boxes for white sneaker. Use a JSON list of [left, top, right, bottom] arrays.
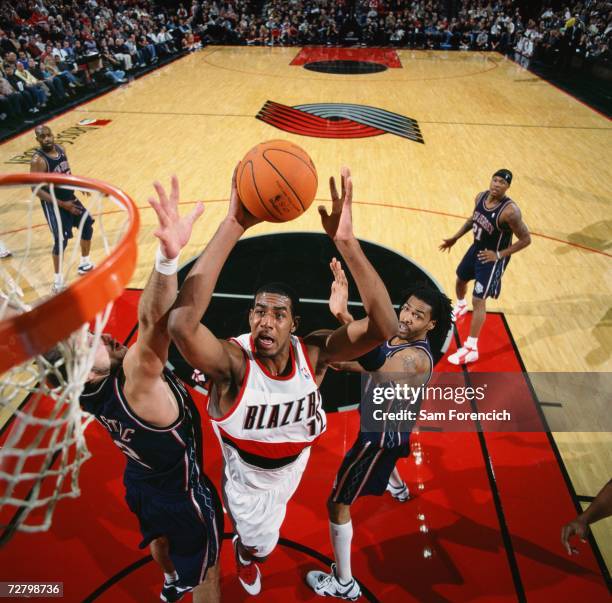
[[452, 304, 468, 322], [0, 248, 11, 258], [51, 282, 65, 294], [306, 563, 361, 601], [448, 346, 479, 365], [233, 535, 261, 595], [77, 261, 94, 275], [386, 480, 410, 502]]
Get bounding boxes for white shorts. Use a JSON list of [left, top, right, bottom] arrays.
[[221, 444, 311, 558]]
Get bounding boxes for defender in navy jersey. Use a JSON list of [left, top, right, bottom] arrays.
[[47, 178, 220, 603], [440, 169, 531, 365], [31, 125, 95, 293], [306, 264, 452, 601], [169, 167, 398, 596]]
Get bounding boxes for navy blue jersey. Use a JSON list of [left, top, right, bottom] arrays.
[[80, 367, 204, 492], [34, 144, 75, 201], [471, 191, 513, 252], [362, 337, 433, 449]]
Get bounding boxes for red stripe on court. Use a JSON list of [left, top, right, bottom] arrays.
[[291, 47, 402, 68]]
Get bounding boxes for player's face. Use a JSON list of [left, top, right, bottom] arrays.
[[36, 127, 55, 151], [489, 176, 509, 197], [88, 333, 128, 381], [249, 292, 296, 357], [398, 296, 434, 340]]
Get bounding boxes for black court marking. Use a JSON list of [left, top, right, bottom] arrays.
[[576, 495, 595, 503], [169, 232, 451, 410], [452, 323, 527, 602], [498, 314, 612, 591], [80, 533, 380, 602], [539, 401, 564, 408], [304, 60, 387, 74]]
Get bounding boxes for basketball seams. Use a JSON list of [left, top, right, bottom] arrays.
[[240, 160, 279, 222], [262, 153, 307, 213], [263, 147, 318, 182]]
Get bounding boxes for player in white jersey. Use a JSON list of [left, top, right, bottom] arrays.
[[169, 166, 398, 595]]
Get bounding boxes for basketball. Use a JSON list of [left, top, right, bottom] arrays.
[[237, 140, 318, 223]]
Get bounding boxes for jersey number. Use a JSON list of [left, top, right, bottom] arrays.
[[472, 223, 483, 241], [113, 440, 153, 469]]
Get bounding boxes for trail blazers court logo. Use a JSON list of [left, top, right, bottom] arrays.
[[257, 101, 423, 143]]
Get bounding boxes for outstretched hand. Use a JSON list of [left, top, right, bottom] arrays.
[[226, 162, 262, 231], [561, 518, 589, 555], [439, 237, 457, 252], [319, 166, 353, 241], [329, 257, 353, 324], [148, 175, 204, 259]]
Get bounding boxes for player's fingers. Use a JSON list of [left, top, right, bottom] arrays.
[[186, 201, 205, 225], [318, 205, 329, 219], [153, 181, 169, 207], [329, 176, 339, 202], [149, 198, 169, 227], [344, 176, 353, 203], [170, 174, 179, 205]]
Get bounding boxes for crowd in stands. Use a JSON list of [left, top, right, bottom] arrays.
[[1, 1, 609, 126]]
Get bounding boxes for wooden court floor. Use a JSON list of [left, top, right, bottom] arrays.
[[1, 47, 611, 571]]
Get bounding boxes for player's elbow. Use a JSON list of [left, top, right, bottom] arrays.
[[168, 309, 195, 347], [522, 233, 532, 247]]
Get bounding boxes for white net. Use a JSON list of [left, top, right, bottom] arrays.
[[0, 175, 137, 543]]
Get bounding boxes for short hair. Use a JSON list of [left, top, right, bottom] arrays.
[[253, 282, 300, 317], [399, 283, 452, 331]]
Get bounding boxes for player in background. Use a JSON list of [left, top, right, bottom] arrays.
[[168, 166, 398, 595], [306, 260, 451, 600], [30, 125, 95, 292], [439, 169, 530, 365]]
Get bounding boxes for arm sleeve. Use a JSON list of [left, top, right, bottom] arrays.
[[357, 344, 386, 371]]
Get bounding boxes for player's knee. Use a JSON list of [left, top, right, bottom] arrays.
[[82, 217, 94, 240], [52, 238, 68, 255]]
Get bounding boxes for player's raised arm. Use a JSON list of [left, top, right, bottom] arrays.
[[168, 165, 261, 383], [123, 176, 203, 398], [308, 167, 397, 365]]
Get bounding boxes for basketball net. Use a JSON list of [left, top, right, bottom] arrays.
[[0, 174, 138, 544]]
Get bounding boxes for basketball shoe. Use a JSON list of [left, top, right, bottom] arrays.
[[306, 563, 361, 601], [160, 579, 189, 602], [77, 260, 94, 275], [448, 345, 478, 365], [452, 302, 468, 322], [386, 480, 410, 502], [233, 535, 261, 595]]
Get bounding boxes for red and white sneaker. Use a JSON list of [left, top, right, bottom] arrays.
[[452, 304, 468, 322], [233, 535, 262, 595], [448, 346, 478, 365]]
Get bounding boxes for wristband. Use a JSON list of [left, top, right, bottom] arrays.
[[155, 247, 179, 275], [496, 251, 501, 261]]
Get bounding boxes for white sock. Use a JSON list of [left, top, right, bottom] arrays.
[[456, 298, 467, 307], [330, 520, 353, 583], [164, 571, 178, 584], [466, 336, 478, 349], [54, 273, 63, 285], [80, 255, 90, 265], [388, 467, 404, 489]]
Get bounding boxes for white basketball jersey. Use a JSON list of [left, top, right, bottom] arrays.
[[209, 333, 326, 469]]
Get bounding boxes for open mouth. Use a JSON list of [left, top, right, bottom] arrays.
[[257, 334, 275, 349]]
